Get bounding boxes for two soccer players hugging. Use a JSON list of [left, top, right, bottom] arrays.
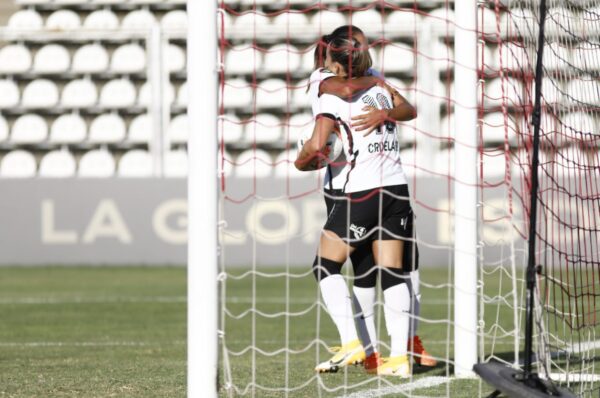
[[295, 25, 436, 377]]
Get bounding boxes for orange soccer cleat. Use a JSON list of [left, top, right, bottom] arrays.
[[408, 335, 437, 367], [364, 352, 384, 373]]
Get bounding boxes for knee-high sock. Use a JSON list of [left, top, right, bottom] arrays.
[[407, 269, 421, 338], [352, 286, 377, 355], [320, 275, 358, 345], [381, 267, 410, 358]]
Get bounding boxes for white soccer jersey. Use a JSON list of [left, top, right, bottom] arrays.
[[315, 86, 407, 193], [308, 68, 387, 190]]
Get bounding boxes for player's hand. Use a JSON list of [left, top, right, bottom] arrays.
[[351, 106, 392, 137]]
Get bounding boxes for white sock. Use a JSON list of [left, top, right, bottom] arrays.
[[319, 275, 358, 345], [352, 286, 378, 356], [407, 269, 421, 338], [383, 283, 410, 357]]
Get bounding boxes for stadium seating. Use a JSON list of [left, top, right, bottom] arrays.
[[274, 149, 306, 178], [219, 114, 244, 144], [573, 42, 600, 71], [384, 10, 419, 37], [561, 112, 597, 144], [545, 7, 578, 39], [7, 9, 43, 30], [165, 44, 186, 73], [310, 9, 347, 34], [222, 78, 253, 108], [99, 79, 137, 108], [72, 44, 109, 74], [161, 10, 187, 31], [291, 78, 310, 108], [83, 9, 120, 30], [234, 148, 272, 177], [482, 112, 518, 146], [247, 113, 282, 144], [78, 149, 116, 178], [11, 113, 48, 144], [22, 79, 60, 108], [378, 43, 414, 73], [163, 149, 188, 177], [225, 44, 263, 75], [543, 42, 571, 71], [287, 113, 313, 144], [110, 43, 147, 74], [168, 114, 188, 144], [565, 77, 600, 106], [117, 149, 153, 177], [175, 82, 188, 107], [263, 44, 301, 74], [46, 9, 81, 30], [88, 113, 126, 144], [271, 12, 310, 36], [61, 79, 98, 108], [0, 115, 8, 142], [38, 150, 77, 178], [219, 149, 233, 177], [484, 77, 524, 108], [138, 81, 175, 107], [128, 114, 152, 144], [0, 44, 32, 74], [34, 44, 71, 74], [255, 79, 288, 109], [233, 12, 270, 36], [0, 150, 37, 178], [121, 9, 157, 30], [0, 80, 20, 109], [500, 8, 537, 39], [49, 113, 87, 144], [481, 150, 508, 178]]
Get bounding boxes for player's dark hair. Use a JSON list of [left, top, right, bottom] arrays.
[[312, 25, 365, 70], [328, 33, 372, 78]]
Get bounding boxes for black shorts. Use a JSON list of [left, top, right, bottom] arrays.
[[323, 185, 414, 247]]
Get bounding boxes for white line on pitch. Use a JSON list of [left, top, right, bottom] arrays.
[[0, 341, 185, 347], [225, 297, 452, 305], [336, 376, 450, 398], [0, 296, 186, 305]]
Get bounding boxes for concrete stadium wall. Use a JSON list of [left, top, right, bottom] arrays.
[[0, 177, 528, 266]]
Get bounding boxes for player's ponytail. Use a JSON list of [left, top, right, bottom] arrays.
[[327, 35, 372, 78]]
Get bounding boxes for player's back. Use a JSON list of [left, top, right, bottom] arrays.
[[317, 85, 407, 193]]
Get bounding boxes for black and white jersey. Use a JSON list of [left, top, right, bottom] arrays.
[[315, 86, 407, 193]]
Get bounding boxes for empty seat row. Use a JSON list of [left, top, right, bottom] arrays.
[[8, 9, 186, 31], [0, 149, 187, 178], [0, 43, 185, 74], [0, 78, 188, 109]]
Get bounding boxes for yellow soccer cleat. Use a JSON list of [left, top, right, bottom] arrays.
[[372, 355, 411, 377], [315, 339, 366, 373]]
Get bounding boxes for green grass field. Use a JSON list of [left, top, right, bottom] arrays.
[[0, 265, 524, 397]]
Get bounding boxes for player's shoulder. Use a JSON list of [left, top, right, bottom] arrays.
[[310, 67, 336, 81]]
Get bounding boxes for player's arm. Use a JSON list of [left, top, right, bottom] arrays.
[[319, 76, 381, 99], [351, 83, 417, 136], [294, 115, 336, 171]]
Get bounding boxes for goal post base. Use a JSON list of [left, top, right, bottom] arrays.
[[473, 361, 577, 398]]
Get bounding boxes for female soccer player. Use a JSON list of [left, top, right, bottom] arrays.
[[305, 26, 436, 373], [297, 31, 424, 376]]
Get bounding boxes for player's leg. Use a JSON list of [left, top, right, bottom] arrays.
[[371, 239, 411, 377], [313, 229, 364, 372], [350, 246, 381, 370]]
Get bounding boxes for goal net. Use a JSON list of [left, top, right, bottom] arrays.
[[206, 1, 600, 396]]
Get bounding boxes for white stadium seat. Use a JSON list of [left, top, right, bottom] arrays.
[[246, 113, 282, 144], [0, 44, 32, 74], [554, 146, 585, 177], [271, 12, 309, 36], [78, 149, 115, 178], [138, 81, 175, 107], [118, 149, 153, 177], [225, 44, 262, 75], [33, 44, 70, 74], [219, 114, 244, 144], [164, 150, 188, 177], [256, 78, 288, 109], [11, 114, 48, 144], [8, 9, 43, 30], [46, 9, 81, 31], [72, 44, 109, 73], [176, 81, 188, 107], [0, 115, 8, 142], [543, 42, 571, 71], [482, 150, 508, 178], [310, 10, 347, 35], [378, 43, 414, 73], [478, 7, 497, 36], [572, 42, 600, 72], [565, 77, 600, 106], [300, 49, 315, 73], [22, 79, 59, 108], [232, 12, 270, 35], [561, 112, 597, 144], [161, 10, 187, 30], [99, 79, 137, 108], [128, 114, 152, 144], [291, 78, 310, 108], [122, 9, 157, 30], [500, 8, 537, 38], [0, 150, 36, 178], [111, 43, 146, 74], [168, 114, 189, 144], [482, 112, 518, 146], [352, 9, 383, 35], [222, 78, 253, 108], [287, 113, 312, 144], [385, 10, 420, 37], [49, 113, 87, 144], [61, 79, 98, 108], [263, 44, 301, 74], [536, 77, 563, 105], [165, 44, 185, 73], [234, 149, 272, 178], [274, 149, 306, 179], [84, 9, 119, 30], [423, 8, 455, 34], [0, 80, 20, 109], [546, 7, 579, 39], [498, 42, 530, 72], [485, 77, 524, 107], [89, 114, 126, 144], [39, 150, 77, 178]]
